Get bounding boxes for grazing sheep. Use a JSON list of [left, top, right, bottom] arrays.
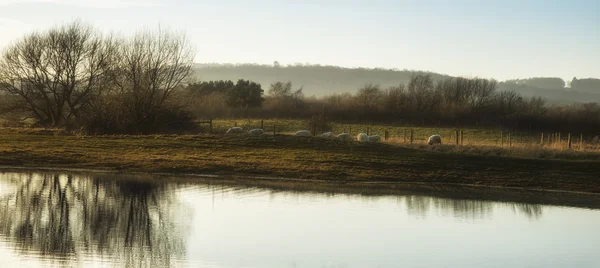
[[337, 133, 351, 140], [357, 133, 369, 141], [368, 135, 381, 142], [226, 127, 243, 134], [294, 130, 311, 136], [249, 129, 264, 136], [428, 134, 442, 145], [322, 132, 335, 138]]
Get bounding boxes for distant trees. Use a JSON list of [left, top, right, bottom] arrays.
[[356, 84, 383, 111], [267, 81, 304, 109], [184, 79, 264, 112], [186, 80, 234, 96], [224, 80, 264, 109], [505, 77, 566, 89], [571, 77, 600, 93]]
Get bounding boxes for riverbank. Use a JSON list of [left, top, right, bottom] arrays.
[[1, 128, 600, 193]]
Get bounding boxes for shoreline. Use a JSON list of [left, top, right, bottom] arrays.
[[2, 165, 600, 210], [1, 130, 600, 195], [1, 164, 600, 197]]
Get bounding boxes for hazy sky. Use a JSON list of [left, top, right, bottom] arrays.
[[0, 0, 598, 81]]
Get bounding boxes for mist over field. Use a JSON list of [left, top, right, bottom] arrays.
[[193, 63, 600, 104]]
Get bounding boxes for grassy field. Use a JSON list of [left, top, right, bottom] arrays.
[[209, 119, 600, 159], [1, 127, 600, 193]]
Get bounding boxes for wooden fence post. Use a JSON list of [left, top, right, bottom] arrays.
[[580, 133, 584, 150], [410, 129, 414, 144], [508, 132, 512, 148], [455, 129, 459, 145], [234, 121, 237, 127], [385, 130, 389, 141], [349, 126, 352, 135], [501, 130, 504, 147], [558, 133, 561, 144], [367, 127, 370, 136], [312, 123, 316, 136], [260, 120, 264, 130], [460, 130, 464, 145], [540, 133, 544, 146], [568, 133, 572, 149]]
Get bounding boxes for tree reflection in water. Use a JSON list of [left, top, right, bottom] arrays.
[[0, 172, 190, 267], [0, 172, 549, 267]]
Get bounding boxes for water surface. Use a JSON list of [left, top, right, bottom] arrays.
[[0, 171, 599, 267]]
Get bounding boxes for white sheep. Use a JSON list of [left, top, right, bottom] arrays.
[[249, 129, 264, 136], [368, 135, 381, 142], [321, 132, 335, 138], [428, 134, 442, 145], [294, 130, 311, 136], [226, 127, 243, 134], [357, 133, 369, 141], [337, 133, 351, 140]]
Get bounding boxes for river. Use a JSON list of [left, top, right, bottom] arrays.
[[0, 171, 599, 267]]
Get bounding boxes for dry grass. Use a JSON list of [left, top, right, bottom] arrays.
[[208, 119, 600, 160], [1, 127, 600, 193]]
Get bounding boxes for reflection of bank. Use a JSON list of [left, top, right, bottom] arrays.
[[0, 172, 192, 268]]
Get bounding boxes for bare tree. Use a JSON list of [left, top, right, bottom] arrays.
[[267, 81, 304, 109], [0, 21, 117, 127], [356, 83, 382, 110], [407, 73, 435, 112], [111, 28, 196, 131]]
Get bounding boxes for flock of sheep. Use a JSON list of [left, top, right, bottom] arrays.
[[225, 126, 443, 145]]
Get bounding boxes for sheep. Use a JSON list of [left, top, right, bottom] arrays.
[[321, 132, 335, 138], [249, 129, 264, 136], [357, 133, 369, 141], [368, 135, 381, 142], [428, 134, 442, 145], [294, 130, 311, 136], [225, 127, 243, 134], [337, 133, 351, 140]]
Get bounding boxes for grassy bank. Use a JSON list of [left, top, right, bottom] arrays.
[[210, 119, 600, 159], [1, 127, 600, 193]]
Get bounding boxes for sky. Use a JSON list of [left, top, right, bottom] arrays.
[[0, 0, 598, 81]]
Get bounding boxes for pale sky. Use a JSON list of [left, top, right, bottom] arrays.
[[0, 0, 598, 81]]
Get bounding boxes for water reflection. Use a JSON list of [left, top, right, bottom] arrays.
[[0, 171, 597, 268], [183, 183, 543, 221], [0, 172, 190, 267]]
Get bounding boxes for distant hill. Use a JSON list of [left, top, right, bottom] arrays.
[[193, 63, 452, 96], [497, 83, 600, 104], [193, 63, 600, 104]]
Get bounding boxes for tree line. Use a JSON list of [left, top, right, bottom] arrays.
[[2, 22, 600, 134], [185, 74, 600, 134]]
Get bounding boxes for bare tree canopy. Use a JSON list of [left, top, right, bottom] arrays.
[[0, 22, 196, 133], [0, 21, 117, 126], [107, 28, 196, 132]]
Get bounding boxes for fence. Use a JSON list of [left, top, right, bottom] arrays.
[[202, 119, 597, 151]]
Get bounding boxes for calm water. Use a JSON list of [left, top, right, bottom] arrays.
[[0, 172, 599, 268]]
